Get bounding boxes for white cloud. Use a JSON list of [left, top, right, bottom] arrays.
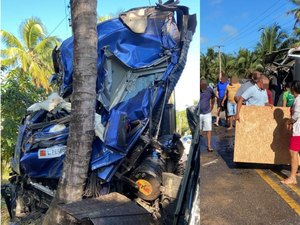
[[210, 0, 223, 5], [200, 36, 208, 44], [240, 12, 249, 19], [222, 24, 238, 37]]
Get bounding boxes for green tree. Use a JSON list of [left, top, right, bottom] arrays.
[[176, 110, 190, 135], [200, 53, 210, 78], [0, 18, 60, 90], [42, 0, 98, 224], [288, 0, 300, 29], [234, 48, 263, 77], [287, 0, 300, 46], [1, 70, 46, 177], [255, 24, 289, 57], [220, 53, 236, 77], [200, 48, 219, 82]]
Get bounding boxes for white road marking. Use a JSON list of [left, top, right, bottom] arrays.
[[202, 159, 218, 167]]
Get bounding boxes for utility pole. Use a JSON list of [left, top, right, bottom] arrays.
[[212, 45, 224, 81], [217, 45, 223, 81]]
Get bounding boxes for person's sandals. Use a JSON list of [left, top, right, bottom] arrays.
[[207, 147, 214, 152], [281, 177, 297, 185], [214, 122, 219, 127]]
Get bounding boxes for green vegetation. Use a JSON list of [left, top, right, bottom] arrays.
[[201, 0, 300, 82], [176, 110, 191, 135], [200, 23, 299, 82], [1, 18, 57, 176], [287, 0, 300, 45], [1, 17, 60, 90], [1, 72, 46, 177]]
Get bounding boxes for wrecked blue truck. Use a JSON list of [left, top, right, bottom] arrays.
[[2, 2, 197, 224]]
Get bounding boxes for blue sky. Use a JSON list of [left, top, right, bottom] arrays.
[[201, 0, 297, 55], [1, 0, 199, 45], [1, 0, 200, 110], [2, 1, 297, 108]]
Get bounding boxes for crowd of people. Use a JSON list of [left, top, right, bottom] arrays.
[[199, 71, 300, 185]]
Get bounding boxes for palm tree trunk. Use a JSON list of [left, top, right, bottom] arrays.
[[42, 0, 98, 224]]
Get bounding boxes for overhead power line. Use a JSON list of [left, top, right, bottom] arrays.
[[227, 20, 296, 52], [220, 0, 283, 44], [224, 4, 294, 51], [47, 13, 71, 38], [221, 1, 291, 47], [46, 1, 71, 38]]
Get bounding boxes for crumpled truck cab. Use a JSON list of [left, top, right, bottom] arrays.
[[4, 2, 197, 224]]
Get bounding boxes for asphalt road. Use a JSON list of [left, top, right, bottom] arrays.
[[200, 120, 300, 225]]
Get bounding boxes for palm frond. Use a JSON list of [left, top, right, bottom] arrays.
[[21, 51, 32, 72], [20, 18, 46, 50], [287, 0, 300, 28], [0, 57, 18, 68], [29, 61, 50, 90], [3, 67, 24, 81], [287, 8, 300, 16], [33, 36, 60, 57], [0, 30, 23, 49], [237, 57, 246, 65], [1, 47, 25, 58]]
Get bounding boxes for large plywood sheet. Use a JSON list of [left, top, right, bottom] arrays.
[[234, 106, 300, 165]]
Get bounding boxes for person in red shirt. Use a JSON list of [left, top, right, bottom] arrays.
[[281, 81, 300, 185], [263, 76, 273, 105]]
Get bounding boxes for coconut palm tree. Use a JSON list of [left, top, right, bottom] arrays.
[[42, 0, 98, 224], [255, 24, 289, 58], [221, 53, 236, 77], [200, 48, 220, 82], [206, 47, 217, 64], [1, 18, 60, 90], [287, 0, 300, 29], [235, 48, 263, 77], [287, 0, 300, 46], [200, 53, 210, 78]]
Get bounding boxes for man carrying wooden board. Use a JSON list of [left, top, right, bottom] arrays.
[[236, 74, 273, 122]]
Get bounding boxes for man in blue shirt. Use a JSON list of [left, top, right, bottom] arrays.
[[214, 75, 229, 126], [199, 79, 216, 151]]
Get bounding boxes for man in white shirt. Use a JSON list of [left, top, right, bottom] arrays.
[[236, 75, 272, 122]]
